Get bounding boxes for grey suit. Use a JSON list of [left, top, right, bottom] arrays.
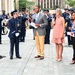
[[32, 12, 48, 36]]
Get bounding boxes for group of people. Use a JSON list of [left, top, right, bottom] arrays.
[[0, 5, 75, 65], [31, 5, 75, 64]]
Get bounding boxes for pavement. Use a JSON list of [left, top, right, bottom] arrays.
[[0, 29, 75, 75]]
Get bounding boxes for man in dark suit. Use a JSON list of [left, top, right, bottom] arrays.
[[0, 14, 4, 59], [8, 10, 21, 60], [44, 10, 52, 44], [19, 10, 28, 42], [0, 15, 3, 44]]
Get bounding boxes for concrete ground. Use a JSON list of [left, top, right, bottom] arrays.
[[0, 29, 75, 75]]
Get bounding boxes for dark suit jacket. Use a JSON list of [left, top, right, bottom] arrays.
[[8, 18, 21, 38], [45, 14, 52, 29], [0, 15, 3, 28]]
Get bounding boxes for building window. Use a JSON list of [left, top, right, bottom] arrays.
[[59, 0, 61, 8], [50, 0, 52, 8], [56, 0, 58, 6], [41, 0, 43, 9], [44, 0, 46, 8], [47, 0, 49, 8], [53, 0, 55, 8], [38, 0, 40, 6]]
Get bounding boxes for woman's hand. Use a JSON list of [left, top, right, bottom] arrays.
[[51, 22, 55, 28], [68, 27, 72, 30]]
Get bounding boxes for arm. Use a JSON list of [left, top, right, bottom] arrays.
[[48, 15, 52, 22], [62, 17, 65, 34], [8, 20, 15, 34], [68, 20, 72, 30], [51, 18, 55, 28]]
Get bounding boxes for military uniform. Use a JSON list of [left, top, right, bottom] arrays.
[[62, 11, 72, 46], [44, 10, 52, 44], [45, 14, 52, 44], [0, 15, 3, 44], [8, 10, 21, 59], [20, 14, 28, 42]]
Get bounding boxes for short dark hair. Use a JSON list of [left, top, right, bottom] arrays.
[[71, 11, 75, 15], [35, 5, 40, 9]]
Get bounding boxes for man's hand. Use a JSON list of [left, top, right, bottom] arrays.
[[35, 24, 40, 27], [71, 32, 74, 35]]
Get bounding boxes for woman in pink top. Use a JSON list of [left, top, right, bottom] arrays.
[[52, 8, 65, 61]]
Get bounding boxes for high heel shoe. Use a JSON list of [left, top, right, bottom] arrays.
[[58, 58, 62, 62], [58, 56, 62, 62], [56, 56, 59, 61]]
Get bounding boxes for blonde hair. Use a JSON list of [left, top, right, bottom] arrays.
[[56, 8, 62, 15]]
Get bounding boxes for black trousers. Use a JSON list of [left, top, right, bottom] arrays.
[[2, 27, 5, 33], [0, 28, 2, 43], [67, 35, 72, 45], [45, 28, 50, 43], [10, 37, 20, 57], [72, 37, 75, 61], [20, 27, 26, 41]]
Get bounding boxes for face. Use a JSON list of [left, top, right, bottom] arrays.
[[22, 12, 25, 14], [65, 10, 68, 13], [13, 13, 18, 18], [72, 13, 75, 20], [56, 10, 60, 16], [34, 6, 39, 13], [43, 12, 47, 15]]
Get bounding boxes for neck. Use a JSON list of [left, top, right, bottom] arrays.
[[36, 11, 39, 14], [13, 17, 17, 19], [74, 19, 75, 22], [57, 15, 61, 18]]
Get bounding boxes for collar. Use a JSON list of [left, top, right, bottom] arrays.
[[35, 12, 40, 16]]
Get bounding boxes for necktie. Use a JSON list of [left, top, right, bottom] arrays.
[[36, 14, 38, 23]]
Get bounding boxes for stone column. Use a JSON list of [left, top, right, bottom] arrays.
[[5, 0, 8, 13], [42, 0, 44, 9], [11, 0, 14, 11], [16, 0, 19, 11], [7, 0, 14, 13], [7, 0, 9, 13], [55, 0, 56, 5], [46, 0, 47, 8], [0, 0, 2, 11], [52, 0, 53, 8], [58, 0, 59, 6], [49, 0, 50, 8]]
